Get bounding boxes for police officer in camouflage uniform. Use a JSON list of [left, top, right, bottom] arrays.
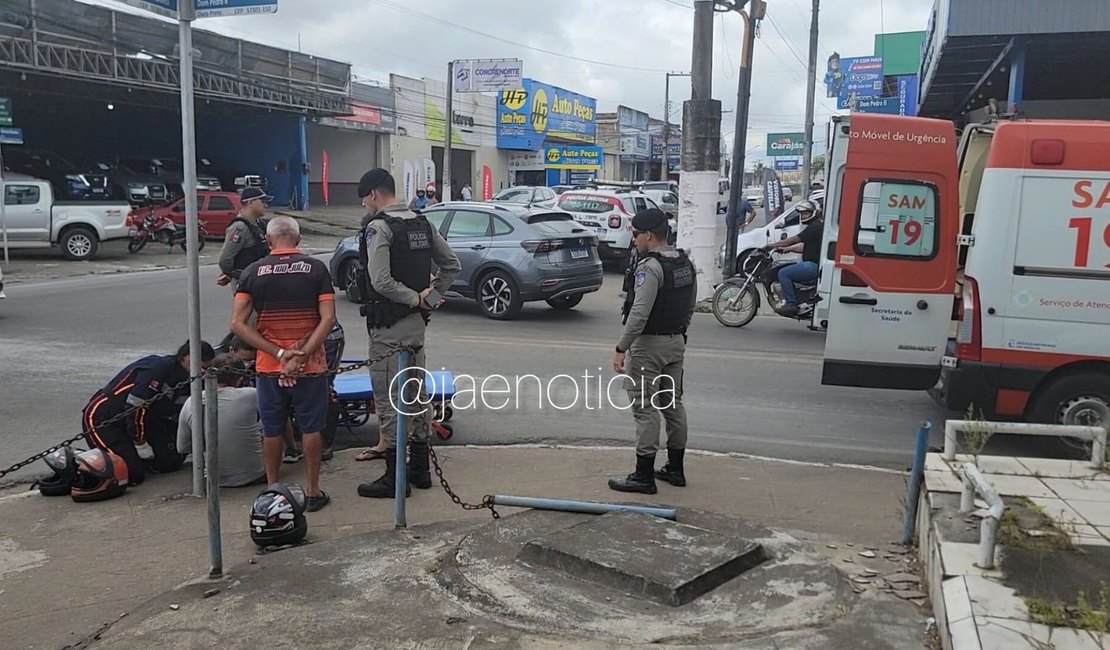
[[610, 208, 698, 495], [353, 169, 462, 499], [216, 187, 271, 288]]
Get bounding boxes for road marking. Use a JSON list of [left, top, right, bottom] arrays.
[[448, 335, 822, 365]]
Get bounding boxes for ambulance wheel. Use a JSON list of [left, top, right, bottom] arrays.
[[1032, 372, 1110, 428], [435, 423, 454, 441]]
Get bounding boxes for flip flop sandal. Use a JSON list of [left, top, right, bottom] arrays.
[[355, 449, 387, 462], [305, 491, 330, 513]]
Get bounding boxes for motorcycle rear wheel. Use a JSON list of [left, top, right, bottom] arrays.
[[179, 237, 206, 253], [128, 236, 147, 253], [712, 279, 760, 328]]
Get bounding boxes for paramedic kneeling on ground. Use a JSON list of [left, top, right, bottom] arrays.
[[353, 168, 461, 499], [82, 341, 216, 484], [762, 200, 821, 316]]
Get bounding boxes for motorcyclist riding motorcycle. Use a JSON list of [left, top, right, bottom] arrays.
[[762, 200, 821, 316]]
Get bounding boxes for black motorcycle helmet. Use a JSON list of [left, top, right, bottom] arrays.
[[36, 447, 78, 497], [249, 483, 308, 548]]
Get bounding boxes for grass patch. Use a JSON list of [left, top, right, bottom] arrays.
[[996, 497, 1075, 552], [1026, 582, 1110, 633]]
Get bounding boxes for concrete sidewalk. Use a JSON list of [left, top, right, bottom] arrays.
[[273, 206, 365, 238], [0, 445, 929, 649]]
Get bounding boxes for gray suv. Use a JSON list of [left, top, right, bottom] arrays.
[[330, 202, 604, 320]]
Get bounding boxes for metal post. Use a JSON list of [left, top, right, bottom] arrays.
[[680, 0, 722, 300], [490, 495, 677, 520], [663, 73, 670, 182], [801, 0, 820, 196], [179, 0, 205, 497], [443, 61, 454, 201], [394, 350, 412, 529], [0, 144, 9, 270], [204, 373, 222, 578], [901, 421, 933, 545], [725, 3, 760, 278]]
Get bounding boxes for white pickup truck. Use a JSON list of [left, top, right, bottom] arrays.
[[1, 174, 131, 261]]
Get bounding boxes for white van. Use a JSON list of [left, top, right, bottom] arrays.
[[815, 113, 1110, 427]]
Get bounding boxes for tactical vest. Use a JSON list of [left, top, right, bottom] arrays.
[[229, 216, 270, 272], [357, 211, 434, 329], [621, 250, 696, 335]]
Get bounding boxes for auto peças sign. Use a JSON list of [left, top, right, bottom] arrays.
[[497, 78, 597, 150]]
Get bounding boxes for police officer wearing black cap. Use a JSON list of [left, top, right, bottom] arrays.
[[217, 187, 272, 289], [610, 208, 697, 495], [352, 168, 461, 499]]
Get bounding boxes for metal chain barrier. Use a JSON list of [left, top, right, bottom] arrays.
[[1, 344, 408, 482], [427, 444, 500, 519]]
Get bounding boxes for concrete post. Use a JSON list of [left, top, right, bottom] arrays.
[[801, 0, 820, 197]]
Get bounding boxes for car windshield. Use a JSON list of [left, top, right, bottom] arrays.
[[557, 196, 614, 213], [494, 189, 532, 203], [154, 158, 184, 172]]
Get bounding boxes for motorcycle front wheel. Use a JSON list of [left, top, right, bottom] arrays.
[[128, 236, 147, 253], [712, 279, 760, 328]]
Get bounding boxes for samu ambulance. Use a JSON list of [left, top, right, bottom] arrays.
[[814, 113, 1110, 427]]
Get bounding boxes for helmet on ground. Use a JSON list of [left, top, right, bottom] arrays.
[[797, 200, 818, 222], [71, 448, 129, 502], [249, 483, 308, 548], [37, 447, 79, 497]]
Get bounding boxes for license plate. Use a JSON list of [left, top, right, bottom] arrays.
[[595, 227, 607, 236], [92, 188, 105, 194], [570, 248, 588, 259]]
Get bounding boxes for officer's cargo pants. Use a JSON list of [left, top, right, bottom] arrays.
[[369, 313, 432, 446], [625, 334, 687, 456]]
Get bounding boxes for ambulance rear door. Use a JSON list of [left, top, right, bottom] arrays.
[[821, 114, 960, 390]]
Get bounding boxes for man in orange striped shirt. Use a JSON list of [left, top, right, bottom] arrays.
[[231, 216, 336, 512]]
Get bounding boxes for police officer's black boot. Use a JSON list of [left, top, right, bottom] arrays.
[[408, 441, 432, 489], [655, 448, 686, 487], [608, 454, 657, 494], [357, 449, 412, 499]]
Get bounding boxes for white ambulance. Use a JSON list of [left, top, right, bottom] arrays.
[[814, 113, 1110, 427]]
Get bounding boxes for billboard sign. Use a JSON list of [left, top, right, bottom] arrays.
[[774, 158, 799, 171], [651, 134, 681, 168], [196, 0, 278, 17], [620, 134, 650, 161], [119, 0, 177, 18], [0, 127, 24, 145], [766, 132, 805, 157], [617, 106, 650, 132], [545, 145, 603, 170], [497, 78, 597, 149], [852, 75, 919, 116], [0, 97, 10, 127], [454, 59, 524, 93], [837, 56, 885, 109]]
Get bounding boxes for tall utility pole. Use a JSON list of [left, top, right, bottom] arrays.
[[679, 0, 722, 301], [443, 61, 454, 200], [663, 72, 691, 181], [722, 0, 764, 277], [801, 0, 820, 197]]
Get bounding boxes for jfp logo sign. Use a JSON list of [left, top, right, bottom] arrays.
[[767, 132, 805, 157]]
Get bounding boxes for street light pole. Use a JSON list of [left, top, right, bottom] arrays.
[[664, 72, 690, 181], [802, 0, 821, 196], [722, 0, 763, 277]]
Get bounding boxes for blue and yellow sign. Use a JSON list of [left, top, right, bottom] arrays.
[[498, 78, 597, 150], [543, 144, 602, 170]]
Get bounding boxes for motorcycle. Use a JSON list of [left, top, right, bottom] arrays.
[[711, 248, 819, 328], [127, 205, 207, 253]]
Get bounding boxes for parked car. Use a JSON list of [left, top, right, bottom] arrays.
[[204, 158, 268, 193], [74, 156, 169, 206], [3, 149, 110, 201], [719, 190, 825, 273], [783, 186, 794, 201], [157, 191, 242, 235], [0, 173, 131, 260], [743, 186, 764, 207], [119, 156, 222, 198], [550, 185, 576, 195], [492, 186, 559, 208], [330, 202, 603, 320], [640, 188, 679, 219], [556, 189, 665, 259], [641, 180, 679, 194]]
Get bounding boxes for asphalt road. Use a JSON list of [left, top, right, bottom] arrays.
[[0, 252, 1082, 483]]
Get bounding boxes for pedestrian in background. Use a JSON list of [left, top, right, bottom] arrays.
[[217, 187, 271, 288], [408, 189, 429, 212], [610, 208, 697, 495], [352, 168, 461, 499], [231, 216, 336, 512], [461, 182, 473, 201]]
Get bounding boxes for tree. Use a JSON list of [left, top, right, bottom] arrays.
[[812, 154, 826, 171]]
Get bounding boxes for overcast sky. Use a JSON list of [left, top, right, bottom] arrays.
[[88, 0, 931, 162]]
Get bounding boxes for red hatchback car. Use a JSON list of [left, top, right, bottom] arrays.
[[159, 191, 242, 236]]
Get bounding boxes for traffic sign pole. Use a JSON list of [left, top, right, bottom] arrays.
[[443, 61, 454, 201], [178, 0, 207, 498]]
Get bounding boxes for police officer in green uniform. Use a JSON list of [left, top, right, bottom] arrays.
[[353, 169, 462, 499], [610, 208, 698, 495], [217, 187, 271, 289]]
